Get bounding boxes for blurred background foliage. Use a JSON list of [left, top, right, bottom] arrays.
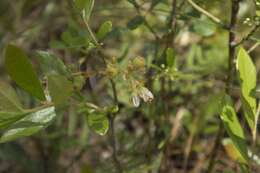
[[0, 0, 259, 173]]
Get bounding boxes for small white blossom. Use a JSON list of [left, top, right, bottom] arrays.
[[132, 95, 141, 107], [139, 87, 154, 102]]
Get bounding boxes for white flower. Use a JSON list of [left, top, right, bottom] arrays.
[[131, 87, 154, 107]]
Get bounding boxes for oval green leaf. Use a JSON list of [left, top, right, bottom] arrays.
[[5, 44, 45, 101]]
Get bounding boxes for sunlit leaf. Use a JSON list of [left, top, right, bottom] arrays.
[[5, 44, 45, 101], [237, 47, 257, 138]]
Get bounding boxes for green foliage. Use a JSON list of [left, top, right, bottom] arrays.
[[0, 106, 56, 143], [47, 74, 73, 106], [0, 0, 259, 172], [0, 111, 28, 130], [5, 44, 46, 101], [237, 47, 257, 137], [0, 82, 23, 112], [87, 112, 109, 136], [36, 51, 69, 76], [97, 21, 113, 40], [220, 94, 249, 163]]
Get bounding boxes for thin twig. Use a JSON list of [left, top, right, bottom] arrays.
[[186, 0, 229, 29], [81, 14, 100, 47], [248, 42, 260, 53]]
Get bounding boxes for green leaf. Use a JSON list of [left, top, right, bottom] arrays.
[[87, 113, 109, 136], [0, 81, 23, 112], [96, 21, 113, 40], [4, 44, 45, 101], [0, 106, 56, 143], [166, 48, 175, 68], [48, 75, 73, 106], [220, 94, 249, 163], [75, 0, 95, 21], [237, 47, 257, 136], [127, 16, 144, 30], [36, 51, 69, 76]]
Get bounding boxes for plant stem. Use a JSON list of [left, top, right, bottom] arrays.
[[167, 0, 178, 48], [206, 1, 240, 173], [82, 15, 100, 47], [109, 79, 123, 173], [109, 114, 123, 173]]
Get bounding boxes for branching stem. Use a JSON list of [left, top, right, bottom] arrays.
[[206, 1, 240, 173], [81, 13, 123, 173]]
